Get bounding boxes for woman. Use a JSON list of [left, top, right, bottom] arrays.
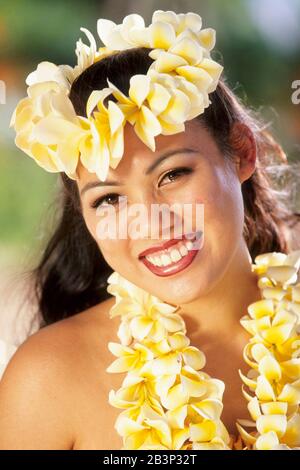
[[0, 10, 299, 450]]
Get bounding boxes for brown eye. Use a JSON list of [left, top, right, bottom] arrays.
[[90, 193, 121, 209], [158, 167, 193, 187]]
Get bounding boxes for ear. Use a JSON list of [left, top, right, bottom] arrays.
[[229, 122, 256, 183]]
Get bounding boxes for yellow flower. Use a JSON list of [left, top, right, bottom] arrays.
[[107, 271, 185, 345], [79, 87, 126, 181], [10, 82, 87, 177], [106, 342, 154, 373]]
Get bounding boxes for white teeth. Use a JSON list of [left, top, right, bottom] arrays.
[[154, 255, 163, 266], [143, 235, 199, 267], [186, 240, 194, 250], [170, 248, 182, 262], [161, 253, 172, 266], [179, 244, 188, 256]]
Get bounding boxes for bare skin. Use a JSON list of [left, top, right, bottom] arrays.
[[0, 293, 258, 449], [0, 118, 286, 449]]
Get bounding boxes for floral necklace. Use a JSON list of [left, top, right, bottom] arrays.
[[105, 250, 300, 450]]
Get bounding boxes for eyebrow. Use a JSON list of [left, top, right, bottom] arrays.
[[80, 147, 198, 197]]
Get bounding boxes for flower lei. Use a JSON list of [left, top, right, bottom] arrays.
[[105, 250, 300, 450], [9, 10, 223, 182]]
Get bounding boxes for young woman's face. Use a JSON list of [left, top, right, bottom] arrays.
[[76, 119, 252, 305]]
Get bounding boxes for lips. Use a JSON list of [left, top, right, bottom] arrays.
[[138, 232, 197, 259], [139, 232, 204, 277]]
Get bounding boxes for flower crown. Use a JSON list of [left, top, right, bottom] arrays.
[[9, 10, 223, 182]]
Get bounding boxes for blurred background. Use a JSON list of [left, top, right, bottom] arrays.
[[0, 0, 300, 347]]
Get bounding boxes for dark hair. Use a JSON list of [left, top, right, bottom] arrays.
[[31, 47, 300, 326]]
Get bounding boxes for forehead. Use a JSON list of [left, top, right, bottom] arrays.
[[76, 118, 203, 183]]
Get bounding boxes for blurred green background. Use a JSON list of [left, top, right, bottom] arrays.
[[0, 0, 300, 266]]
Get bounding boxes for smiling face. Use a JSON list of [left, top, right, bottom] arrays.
[[76, 118, 255, 306]]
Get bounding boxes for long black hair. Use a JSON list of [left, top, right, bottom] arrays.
[[29, 47, 300, 326]]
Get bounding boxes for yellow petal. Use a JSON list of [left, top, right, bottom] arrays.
[[254, 252, 287, 267], [109, 126, 124, 165], [166, 405, 187, 429], [182, 347, 206, 370], [139, 102, 162, 133], [107, 100, 125, 135], [86, 88, 112, 117], [169, 37, 203, 65], [190, 420, 216, 442], [152, 10, 179, 30], [198, 28, 216, 51], [130, 316, 153, 341], [281, 359, 300, 380], [247, 299, 274, 320], [236, 422, 257, 446], [172, 427, 190, 449], [256, 414, 287, 438], [123, 430, 148, 449], [151, 352, 181, 376], [146, 82, 171, 115], [181, 374, 207, 398], [291, 284, 300, 302], [56, 135, 80, 175], [247, 397, 262, 421], [191, 399, 223, 421], [144, 418, 173, 448], [154, 374, 177, 398], [251, 343, 272, 362], [128, 74, 151, 108], [161, 383, 188, 410], [106, 78, 133, 105], [159, 118, 185, 136], [31, 116, 81, 145], [261, 402, 288, 415], [258, 356, 282, 381], [272, 309, 296, 326], [106, 355, 137, 373], [278, 380, 300, 404], [148, 21, 176, 49], [261, 324, 293, 345], [168, 332, 190, 350], [255, 431, 279, 450], [29, 142, 60, 172], [238, 370, 257, 390], [262, 287, 286, 301], [199, 59, 223, 92], [176, 12, 203, 35], [281, 414, 300, 447], [153, 51, 188, 73], [255, 375, 276, 401], [115, 415, 146, 436], [176, 65, 213, 91], [266, 266, 297, 285], [158, 89, 190, 124], [159, 313, 186, 333]]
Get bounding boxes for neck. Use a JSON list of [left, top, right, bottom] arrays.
[[177, 238, 261, 347]]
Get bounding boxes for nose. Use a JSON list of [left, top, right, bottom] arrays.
[[127, 191, 184, 241]]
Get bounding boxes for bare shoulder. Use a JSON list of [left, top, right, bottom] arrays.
[[0, 295, 119, 449]]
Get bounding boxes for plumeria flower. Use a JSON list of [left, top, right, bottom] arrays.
[[78, 87, 126, 181], [253, 251, 300, 278], [106, 271, 185, 345], [114, 402, 172, 449], [10, 83, 87, 176], [25, 61, 72, 91], [241, 299, 298, 347], [106, 342, 154, 374]]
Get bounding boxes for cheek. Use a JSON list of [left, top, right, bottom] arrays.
[[192, 167, 244, 243]]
